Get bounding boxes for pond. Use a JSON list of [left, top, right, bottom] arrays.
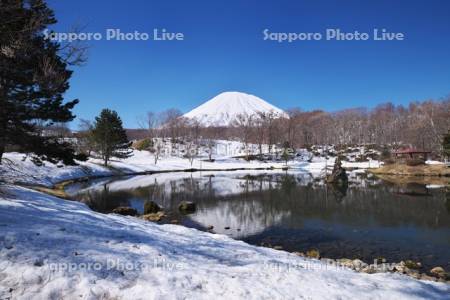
[[66, 170, 450, 271]]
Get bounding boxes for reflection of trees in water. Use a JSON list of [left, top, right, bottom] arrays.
[[328, 184, 347, 203], [76, 174, 450, 229], [185, 174, 297, 234], [78, 184, 131, 213], [317, 185, 449, 228], [446, 186, 450, 213], [135, 178, 167, 206], [160, 174, 449, 230], [279, 174, 297, 196], [194, 174, 450, 229], [72, 174, 450, 271]]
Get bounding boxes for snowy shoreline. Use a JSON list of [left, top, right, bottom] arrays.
[[0, 150, 382, 189], [1, 185, 449, 299], [0, 151, 288, 188], [3, 151, 449, 299]]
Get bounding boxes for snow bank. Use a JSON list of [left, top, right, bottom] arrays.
[[0, 151, 289, 187], [426, 184, 447, 189], [342, 160, 382, 169], [0, 150, 381, 189], [0, 186, 449, 299], [0, 152, 111, 187]]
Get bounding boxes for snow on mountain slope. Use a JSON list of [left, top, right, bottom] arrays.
[[184, 91, 287, 126]]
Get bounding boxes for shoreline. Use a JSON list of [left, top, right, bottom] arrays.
[[27, 165, 293, 197], [2, 152, 449, 285], [369, 163, 450, 178], [1, 184, 449, 299], [89, 197, 450, 284], [28, 163, 448, 284]]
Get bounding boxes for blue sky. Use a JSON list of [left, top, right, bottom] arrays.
[[48, 0, 450, 128]]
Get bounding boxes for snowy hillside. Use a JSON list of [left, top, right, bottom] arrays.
[[184, 91, 287, 126]]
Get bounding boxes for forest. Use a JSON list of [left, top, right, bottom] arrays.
[[114, 98, 450, 159]]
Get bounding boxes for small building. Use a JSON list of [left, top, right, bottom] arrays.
[[392, 148, 430, 161]]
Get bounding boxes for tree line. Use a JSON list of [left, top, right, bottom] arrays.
[[129, 99, 450, 160], [0, 0, 88, 165], [1, 1, 449, 167]]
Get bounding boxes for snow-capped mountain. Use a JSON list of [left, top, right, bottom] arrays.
[[183, 91, 287, 126]]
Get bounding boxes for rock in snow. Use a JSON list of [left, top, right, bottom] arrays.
[[0, 185, 449, 299], [183, 91, 288, 126]]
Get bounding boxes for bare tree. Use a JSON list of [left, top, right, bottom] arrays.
[[205, 138, 216, 161], [160, 108, 185, 144], [77, 119, 95, 156], [184, 141, 198, 166], [234, 113, 254, 160], [137, 111, 160, 140], [254, 112, 267, 157], [150, 139, 164, 164], [265, 112, 278, 155]]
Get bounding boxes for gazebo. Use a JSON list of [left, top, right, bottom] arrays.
[[392, 148, 430, 161]]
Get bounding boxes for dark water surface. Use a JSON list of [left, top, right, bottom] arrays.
[[66, 171, 450, 271]]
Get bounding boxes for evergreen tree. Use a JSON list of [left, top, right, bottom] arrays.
[[92, 109, 132, 166], [0, 0, 83, 164], [281, 141, 294, 165], [443, 130, 450, 160]]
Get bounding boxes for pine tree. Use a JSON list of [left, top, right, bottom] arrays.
[[92, 109, 132, 166], [443, 130, 450, 160], [281, 141, 293, 165], [0, 0, 83, 164]]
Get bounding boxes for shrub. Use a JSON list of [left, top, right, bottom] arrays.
[[112, 206, 138, 216], [443, 130, 450, 159], [75, 153, 88, 161], [306, 249, 320, 259], [381, 146, 391, 160], [144, 200, 161, 214], [366, 144, 378, 150], [383, 158, 395, 165], [178, 201, 196, 214], [134, 138, 152, 151], [355, 155, 368, 162], [406, 158, 425, 166], [404, 260, 422, 270]]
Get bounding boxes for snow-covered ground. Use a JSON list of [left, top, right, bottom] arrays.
[[0, 151, 286, 187], [425, 160, 446, 165], [1, 185, 449, 299], [0, 149, 448, 299], [0, 152, 111, 187], [0, 150, 380, 188]]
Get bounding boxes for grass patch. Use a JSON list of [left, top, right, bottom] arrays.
[[31, 179, 77, 199], [370, 163, 450, 177]]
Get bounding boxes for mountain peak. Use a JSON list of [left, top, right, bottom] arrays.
[[184, 91, 287, 126]]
